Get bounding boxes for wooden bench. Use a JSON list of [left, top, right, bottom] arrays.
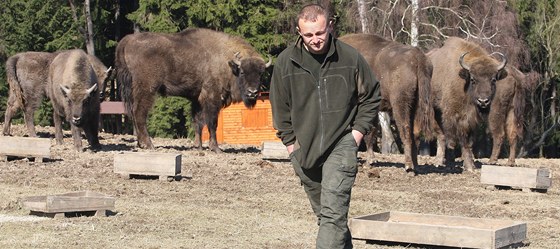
[[114, 152, 182, 181], [100, 101, 126, 115], [0, 136, 51, 162]]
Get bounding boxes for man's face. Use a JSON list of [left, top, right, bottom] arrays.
[[298, 14, 331, 54]]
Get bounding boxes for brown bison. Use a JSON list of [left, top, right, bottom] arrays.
[[47, 49, 101, 151], [428, 37, 508, 172], [487, 65, 526, 165], [115, 28, 271, 151], [339, 33, 434, 173], [3, 51, 111, 137]]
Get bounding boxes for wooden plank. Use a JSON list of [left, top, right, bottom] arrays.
[[100, 101, 126, 114], [0, 136, 51, 161], [261, 141, 289, 160], [349, 211, 526, 249], [481, 165, 552, 190], [114, 152, 181, 177], [22, 191, 115, 214]]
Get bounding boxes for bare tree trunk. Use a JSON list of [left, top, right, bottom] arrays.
[[552, 86, 557, 115], [85, 0, 95, 55], [410, 0, 419, 47], [357, 0, 369, 34]]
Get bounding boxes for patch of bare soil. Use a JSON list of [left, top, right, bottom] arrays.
[[0, 124, 559, 249]]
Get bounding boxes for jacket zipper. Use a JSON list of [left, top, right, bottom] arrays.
[[291, 58, 327, 154]]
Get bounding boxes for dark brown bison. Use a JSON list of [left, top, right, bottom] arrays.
[[428, 37, 508, 172], [3, 51, 111, 137], [487, 65, 526, 165], [115, 28, 271, 151], [339, 33, 434, 173], [47, 49, 101, 151]]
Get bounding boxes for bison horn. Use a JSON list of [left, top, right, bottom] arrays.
[[265, 55, 272, 68], [490, 52, 507, 71], [233, 52, 242, 66], [459, 52, 470, 71], [105, 66, 113, 74], [86, 83, 98, 94]]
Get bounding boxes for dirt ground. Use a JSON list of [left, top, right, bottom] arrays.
[[0, 124, 559, 249]]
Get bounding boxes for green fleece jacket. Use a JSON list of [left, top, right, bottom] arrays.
[[270, 35, 381, 169]]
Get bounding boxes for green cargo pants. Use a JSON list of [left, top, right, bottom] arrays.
[[290, 132, 358, 249]]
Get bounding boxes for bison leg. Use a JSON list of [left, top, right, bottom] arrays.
[[191, 103, 204, 150], [460, 137, 476, 172], [83, 121, 100, 150], [70, 125, 83, 151], [364, 131, 378, 166], [2, 93, 20, 136], [506, 136, 517, 166], [505, 113, 517, 166], [432, 113, 446, 167], [23, 103, 38, 137], [131, 95, 155, 149], [53, 112, 64, 145], [205, 105, 222, 153], [433, 134, 447, 167], [489, 113, 506, 165], [394, 117, 417, 173], [489, 134, 504, 165]]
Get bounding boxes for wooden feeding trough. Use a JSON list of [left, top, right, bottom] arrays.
[[21, 191, 115, 218], [114, 152, 182, 181], [0, 136, 51, 162], [481, 165, 552, 192], [349, 211, 527, 249]]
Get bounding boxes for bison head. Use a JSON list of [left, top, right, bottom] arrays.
[[459, 52, 508, 110], [228, 52, 272, 107], [60, 83, 98, 126]]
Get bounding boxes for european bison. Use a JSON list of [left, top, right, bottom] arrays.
[[3, 52, 58, 137], [115, 28, 271, 151], [428, 37, 508, 172], [339, 33, 434, 173], [47, 49, 101, 151], [3, 51, 111, 137], [487, 65, 526, 165]]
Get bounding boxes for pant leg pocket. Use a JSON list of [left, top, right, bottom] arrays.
[[338, 133, 358, 175], [323, 133, 358, 193]]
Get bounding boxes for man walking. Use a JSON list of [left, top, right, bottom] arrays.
[[269, 3, 381, 248]]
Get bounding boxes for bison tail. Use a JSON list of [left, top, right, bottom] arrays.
[[115, 44, 133, 117], [415, 55, 436, 141], [5, 56, 25, 108]]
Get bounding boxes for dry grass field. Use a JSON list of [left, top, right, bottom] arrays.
[[0, 124, 559, 249]]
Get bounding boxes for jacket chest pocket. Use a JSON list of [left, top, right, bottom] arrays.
[[319, 75, 352, 112]]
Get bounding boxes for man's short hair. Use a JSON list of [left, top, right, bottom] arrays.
[[297, 4, 330, 25]]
